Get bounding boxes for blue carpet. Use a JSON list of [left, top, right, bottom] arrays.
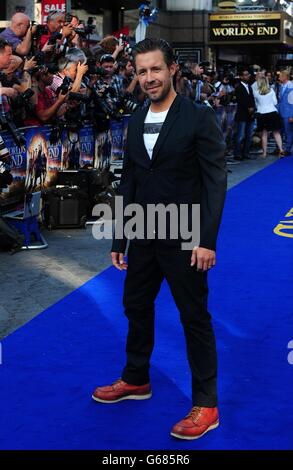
[[0, 158, 293, 450]]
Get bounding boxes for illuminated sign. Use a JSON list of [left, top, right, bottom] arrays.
[[209, 13, 282, 43]]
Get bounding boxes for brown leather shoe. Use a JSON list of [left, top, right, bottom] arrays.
[[171, 406, 219, 440], [92, 378, 152, 403]]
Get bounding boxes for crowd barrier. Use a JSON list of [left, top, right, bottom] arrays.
[[0, 104, 237, 204], [0, 116, 130, 203]]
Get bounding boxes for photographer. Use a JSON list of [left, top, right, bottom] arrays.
[[50, 53, 88, 97], [38, 11, 73, 54], [0, 13, 35, 57], [24, 67, 67, 126], [175, 64, 193, 98], [68, 14, 83, 48], [0, 39, 27, 147]]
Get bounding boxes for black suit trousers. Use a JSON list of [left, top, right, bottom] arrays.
[[121, 241, 218, 407]]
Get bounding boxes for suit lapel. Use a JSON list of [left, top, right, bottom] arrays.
[[135, 104, 152, 166], [150, 94, 181, 166]]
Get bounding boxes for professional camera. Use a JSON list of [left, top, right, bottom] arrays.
[[119, 34, 132, 57], [73, 17, 96, 37], [32, 23, 47, 38], [56, 76, 72, 95], [119, 92, 139, 114], [13, 88, 34, 107], [86, 59, 107, 77], [0, 158, 13, 189], [32, 51, 45, 68], [0, 115, 26, 147], [180, 67, 197, 81], [48, 31, 63, 45], [67, 92, 90, 103], [0, 71, 10, 87]]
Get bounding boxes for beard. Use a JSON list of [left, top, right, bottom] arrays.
[[145, 80, 172, 103]]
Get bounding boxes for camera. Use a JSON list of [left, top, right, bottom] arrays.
[[120, 92, 139, 113], [180, 67, 197, 81], [119, 34, 132, 56], [34, 51, 45, 67], [48, 31, 63, 45], [12, 88, 35, 114], [73, 17, 96, 37], [67, 92, 89, 103], [56, 76, 72, 95], [0, 159, 13, 189], [0, 115, 26, 147], [32, 23, 47, 38], [86, 59, 107, 77]]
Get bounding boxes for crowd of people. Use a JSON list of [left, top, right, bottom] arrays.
[[0, 9, 292, 167]]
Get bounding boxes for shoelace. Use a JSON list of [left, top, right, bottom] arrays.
[[112, 378, 124, 390], [186, 406, 203, 422]]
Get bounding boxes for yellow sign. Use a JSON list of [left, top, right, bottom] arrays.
[[210, 13, 281, 21]]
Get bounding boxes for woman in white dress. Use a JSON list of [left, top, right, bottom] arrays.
[[253, 77, 283, 158]]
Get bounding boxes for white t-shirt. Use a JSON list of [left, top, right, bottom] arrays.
[[143, 108, 169, 159]]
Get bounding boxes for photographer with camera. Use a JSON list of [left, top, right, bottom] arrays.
[[175, 63, 193, 98], [0, 13, 37, 57], [50, 52, 88, 97], [37, 11, 73, 55], [23, 66, 67, 126], [0, 39, 26, 146]]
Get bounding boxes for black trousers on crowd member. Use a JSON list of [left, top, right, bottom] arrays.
[[121, 241, 218, 407]]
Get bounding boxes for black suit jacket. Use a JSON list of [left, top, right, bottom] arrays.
[[235, 83, 255, 122], [112, 94, 227, 253]]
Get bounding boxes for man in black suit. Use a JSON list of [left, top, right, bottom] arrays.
[[234, 68, 256, 160], [92, 38, 227, 440]]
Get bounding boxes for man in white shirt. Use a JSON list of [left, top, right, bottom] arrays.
[[92, 38, 227, 441]]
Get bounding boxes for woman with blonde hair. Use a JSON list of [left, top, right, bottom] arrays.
[[253, 76, 283, 157]]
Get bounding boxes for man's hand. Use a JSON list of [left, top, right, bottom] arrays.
[[111, 252, 128, 271], [191, 247, 216, 271], [0, 87, 18, 99], [41, 41, 54, 53], [62, 24, 74, 38], [76, 62, 88, 77], [23, 56, 37, 72]]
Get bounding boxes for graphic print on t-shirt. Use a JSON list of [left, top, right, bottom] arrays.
[[143, 108, 169, 159]]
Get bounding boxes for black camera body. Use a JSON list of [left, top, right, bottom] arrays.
[[0, 161, 13, 189], [57, 76, 72, 95], [86, 59, 107, 77], [180, 67, 197, 81], [67, 92, 89, 103], [32, 23, 47, 38], [48, 31, 63, 45]]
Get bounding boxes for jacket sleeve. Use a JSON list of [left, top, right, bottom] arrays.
[[195, 105, 227, 251], [111, 121, 136, 254]]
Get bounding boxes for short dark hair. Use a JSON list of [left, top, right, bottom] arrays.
[[100, 54, 115, 65], [0, 38, 12, 53], [134, 38, 174, 67], [239, 67, 250, 76]]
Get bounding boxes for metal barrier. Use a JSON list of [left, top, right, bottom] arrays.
[[0, 118, 130, 204]]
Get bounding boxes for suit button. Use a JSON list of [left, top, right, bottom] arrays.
[[150, 169, 153, 173]]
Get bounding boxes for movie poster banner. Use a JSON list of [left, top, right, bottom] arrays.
[[1, 119, 130, 202], [0, 129, 27, 201], [25, 126, 62, 192]]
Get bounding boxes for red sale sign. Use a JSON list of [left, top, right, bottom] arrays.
[[41, 1, 66, 23]]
